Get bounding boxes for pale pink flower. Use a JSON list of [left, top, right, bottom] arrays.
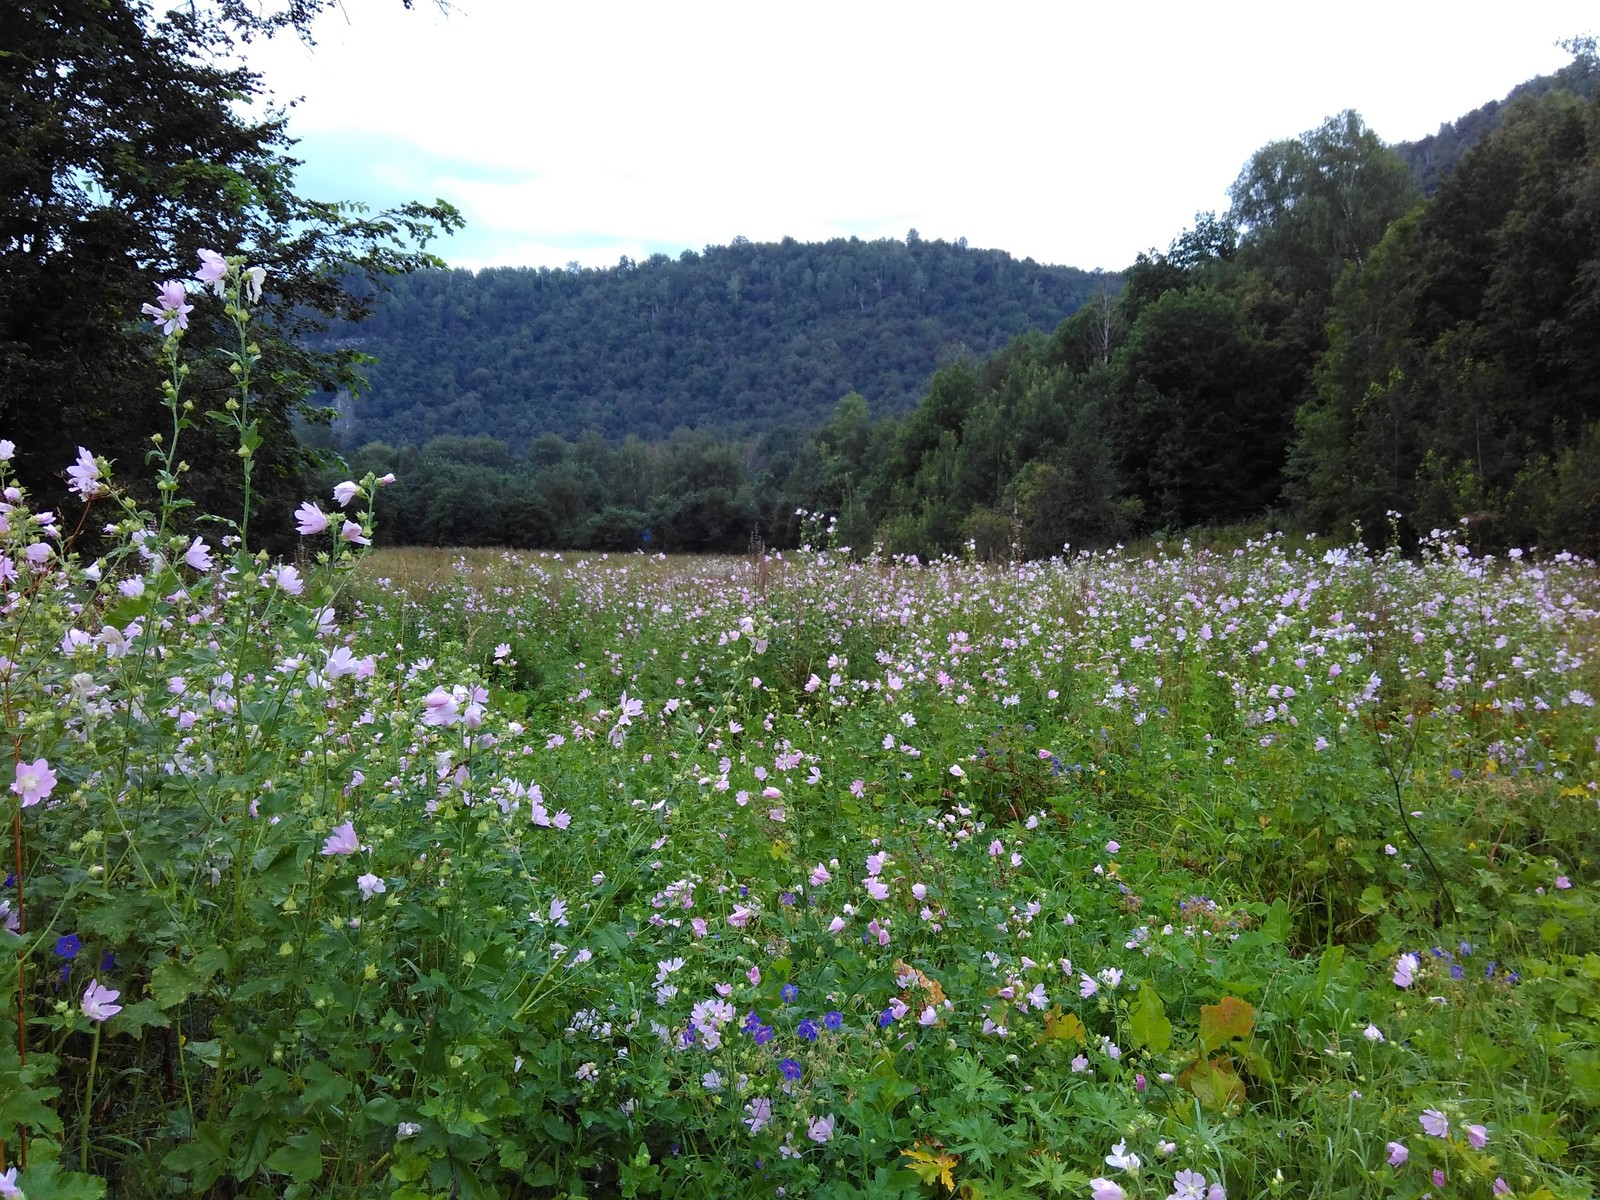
[[141, 280, 192, 334], [243, 266, 266, 303], [295, 502, 330, 536], [421, 688, 460, 726], [12, 757, 57, 807], [1090, 1179, 1125, 1200], [743, 1096, 772, 1134], [1466, 1123, 1488, 1149], [1168, 1170, 1207, 1200], [1420, 1109, 1449, 1138], [81, 978, 122, 1022], [196, 248, 228, 292], [184, 537, 214, 572], [325, 647, 361, 679], [0, 439, 14, 461], [809, 863, 831, 886], [0, 1165, 19, 1198], [807, 1114, 835, 1143], [65, 446, 102, 499], [357, 873, 386, 899], [321, 821, 359, 856], [273, 564, 304, 595], [1393, 953, 1419, 988], [339, 520, 370, 546]]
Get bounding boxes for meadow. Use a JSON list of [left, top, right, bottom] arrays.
[[2, 258, 1598, 1200]]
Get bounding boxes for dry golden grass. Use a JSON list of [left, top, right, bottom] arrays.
[[356, 546, 762, 595]]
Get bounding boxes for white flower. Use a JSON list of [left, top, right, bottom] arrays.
[[1105, 1140, 1140, 1171]]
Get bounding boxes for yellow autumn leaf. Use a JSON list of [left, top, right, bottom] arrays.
[[902, 1145, 959, 1192]]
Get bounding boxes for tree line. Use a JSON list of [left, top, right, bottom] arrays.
[[341, 44, 1599, 558]]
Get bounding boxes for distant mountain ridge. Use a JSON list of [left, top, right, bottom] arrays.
[[328, 235, 1106, 449], [1394, 48, 1598, 193]]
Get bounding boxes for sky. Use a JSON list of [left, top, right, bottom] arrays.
[[247, 1, 1596, 273]]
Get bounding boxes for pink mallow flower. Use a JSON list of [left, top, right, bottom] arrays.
[[321, 821, 359, 856], [339, 520, 370, 546], [196, 248, 228, 293], [1393, 953, 1419, 988], [1466, 1123, 1488, 1149], [65, 446, 103, 499], [1386, 1141, 1408, 1165], [184, 537, 214, 572], [295, 502, 330, 536], [141, 280, 192, 335], [333, 480, 360, 507], [12, 757, 58, 807], [1420, 1109, 1449, 1138], [81, 978, 122, 1022]]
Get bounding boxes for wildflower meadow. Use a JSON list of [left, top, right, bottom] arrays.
[[1, 256, 1597, 1200]]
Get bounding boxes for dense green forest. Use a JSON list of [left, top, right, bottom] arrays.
[[340, 43, 1599, 557], [323, 236, 1106, 445]]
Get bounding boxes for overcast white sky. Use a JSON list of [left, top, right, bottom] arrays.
[[247, 1, 1595, 273]]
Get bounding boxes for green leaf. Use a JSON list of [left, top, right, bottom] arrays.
[[1128, 983, 1172, 1054], [1260, 897, 1291, 944], [265, 1132, 324, 1184], [151, 948, 230, 1009], [300, 1060, 352, 1109]]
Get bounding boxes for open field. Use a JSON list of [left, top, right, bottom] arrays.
[[4, 525, 1599, 1199]]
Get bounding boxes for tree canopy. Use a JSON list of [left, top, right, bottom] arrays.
[[0, 0, 460, 539]]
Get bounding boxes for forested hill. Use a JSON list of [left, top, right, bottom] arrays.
[[1394, 44, 1597, 193], [324, 235, 1106, 447]]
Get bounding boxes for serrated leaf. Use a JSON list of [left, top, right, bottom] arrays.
[[301, 1060, 352, 1109], [901, 1146, 959, 1192], [162, 1123, 231, 1189], [152, 949, 228, 1009], [265, 1132, 324, 1183]]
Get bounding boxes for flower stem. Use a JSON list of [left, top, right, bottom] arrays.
[[80, 1021, 102, 1173]]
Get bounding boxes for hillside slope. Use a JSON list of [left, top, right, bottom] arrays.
[[327, 234, 1105, 448]]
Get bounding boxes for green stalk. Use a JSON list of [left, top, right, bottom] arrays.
[[79, 1021, 103, 1172]]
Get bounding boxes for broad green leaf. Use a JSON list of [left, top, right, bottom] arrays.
[[1128, 983, 1172, 1054]]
